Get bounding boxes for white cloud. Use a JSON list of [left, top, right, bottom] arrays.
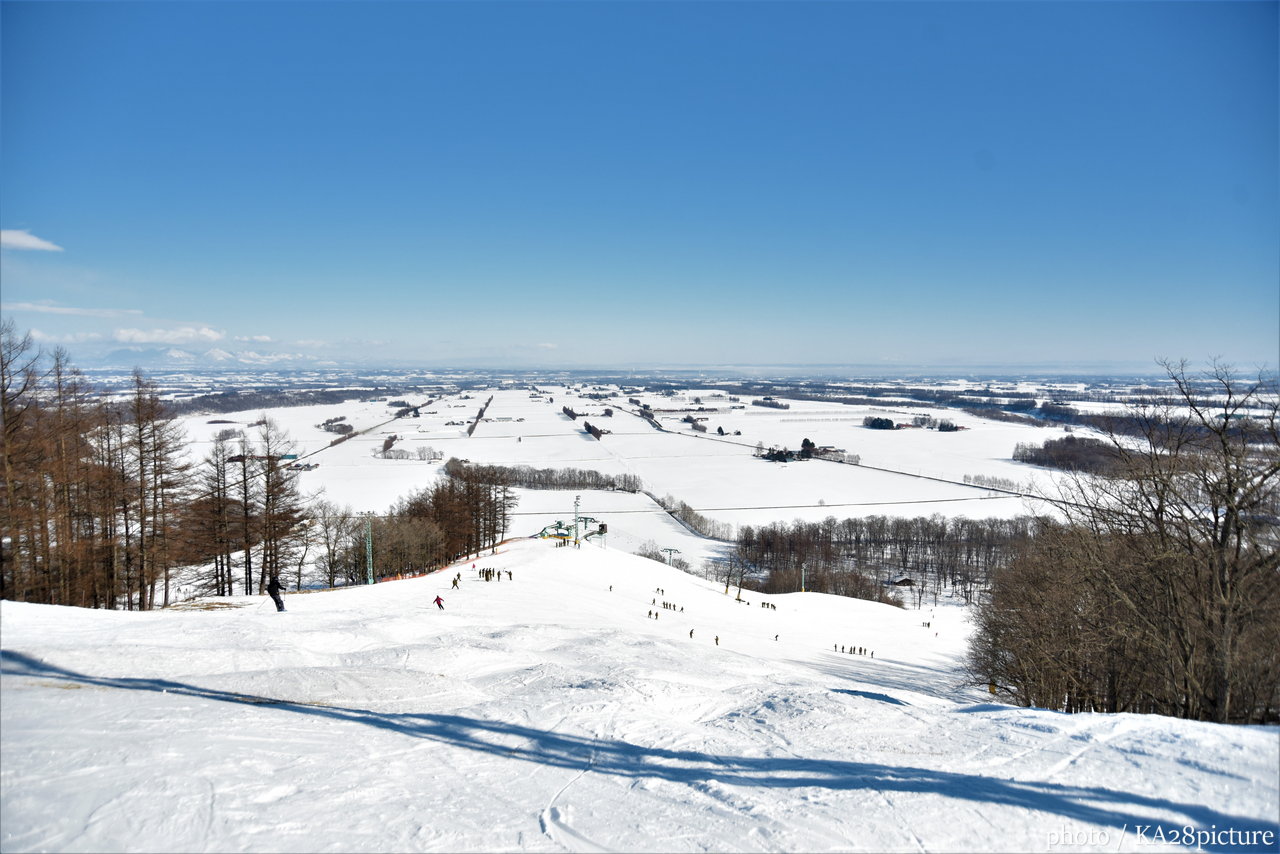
[[537, 342, 559, 350], [114, 326, 225, 346], [0, 230, 64, 251], [235, 335, 274, 343], [30, 329, 105, 344], [294, 339, 329, 348], [1, 301, 142, 318]]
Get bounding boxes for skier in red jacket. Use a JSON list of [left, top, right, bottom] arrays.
[[433, 595, 444, 610]]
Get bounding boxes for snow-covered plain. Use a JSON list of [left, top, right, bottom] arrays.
[[3, 539, 1276, 852], [177, 385, 1063, 551]]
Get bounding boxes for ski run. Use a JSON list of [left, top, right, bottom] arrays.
[[3, 537, 1276, 853]]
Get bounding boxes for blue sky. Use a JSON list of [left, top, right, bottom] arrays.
[[2, 0, 1276, 371]]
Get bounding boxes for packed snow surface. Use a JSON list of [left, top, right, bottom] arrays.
[[3, 539, 1276, 853]]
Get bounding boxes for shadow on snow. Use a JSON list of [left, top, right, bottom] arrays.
[[830, 687, 909, 706], [803, 654, 981, 704], [3, 650, 1274, 852]]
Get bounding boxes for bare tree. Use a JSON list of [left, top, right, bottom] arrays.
[[234, 434, 260, 596], [972, 360, 1279, 723], [312, 500, 362, 587], [125, 370, 190, 609], [184, 432, 241, 596], [254, 417, 305, 593], [0, 320, 44, 602]]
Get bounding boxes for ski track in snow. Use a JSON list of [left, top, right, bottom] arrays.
[[540, 753, 606, 854]]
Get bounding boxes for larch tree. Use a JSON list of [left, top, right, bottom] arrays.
[[0, 320, 44, 602], [124, 370, 190, 609], [254, 416, 305, 592]]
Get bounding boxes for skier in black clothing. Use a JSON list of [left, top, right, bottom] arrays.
[[266, 576, 285, 612]]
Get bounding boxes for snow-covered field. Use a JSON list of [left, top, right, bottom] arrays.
[[3, 539, 1276, 852], [177, 385, 1065, 556]]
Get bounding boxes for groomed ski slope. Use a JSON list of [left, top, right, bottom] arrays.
[[2, 538, 1276, 853]]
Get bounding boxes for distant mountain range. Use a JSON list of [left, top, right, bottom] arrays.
[[83, 347, 1191, 378]]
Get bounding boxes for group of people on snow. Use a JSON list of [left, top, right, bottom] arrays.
[[835, 644, 873, 657], [268, 557, 883, 665]]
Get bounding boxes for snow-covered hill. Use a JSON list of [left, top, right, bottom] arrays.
[[2, 539, 1276, 852]]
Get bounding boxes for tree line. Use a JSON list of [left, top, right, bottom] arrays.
[[281, 458, 518, 590], [653, 493, 736, 541], [732, 514, 1036, 607], [2, 321, 323, 607], [0, 323, 516, 608], [167, 387, 426, 417], [232, 465, 517, 592], [970, 361, 1279, 724], [444, 458, 642, 493], [1012, 434, 1122, 474]]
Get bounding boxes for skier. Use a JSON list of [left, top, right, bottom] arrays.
[[689, 629, 694, 639], [434, 595, 445, 610], [714, 636, 719, 646], [266, 575, 286, 612], [451, 577, 459, 589]]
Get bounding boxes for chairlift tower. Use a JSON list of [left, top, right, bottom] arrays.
[[364, 513, 375, 585]]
